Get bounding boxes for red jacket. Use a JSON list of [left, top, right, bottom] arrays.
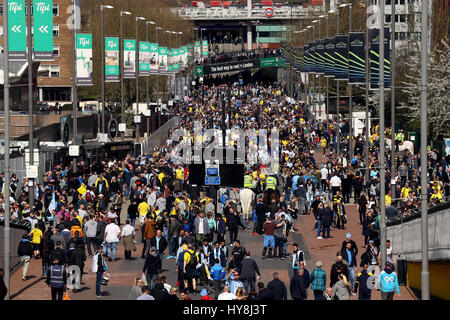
[[200, 295, 214, 300]]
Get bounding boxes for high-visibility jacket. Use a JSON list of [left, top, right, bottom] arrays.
[[265, 176, 277, 190], [244, 175, 253, 188]]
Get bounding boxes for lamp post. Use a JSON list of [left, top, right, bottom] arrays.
[[390, 0, 396, 201], [71, 0, 77, 174], [306, 25, 313, 120], [120, 11, 131, 141], [165, 30, 171, 102], [364, 2, 370, 189], [135, 16, 146, 142], [101, 5, 114, 134], [320, 13, 330, 141], [26, 0, 34, 209], [336, 8, 341, 155], [146, 21, 156, 138], [156, 26, 162, 129], [339, 2, 352, 159], [313, 20, 320, 123]]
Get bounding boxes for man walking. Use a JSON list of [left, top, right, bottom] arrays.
[[84, 215, 98, 257], [104, 218, 121, 262], [267, 272, 287, 300], [194, 211, 210, 247], [92, 245, 106, 297], [46, 255, 67, 300], [377, 262, 401, 300], [238, 251, 261, 295]]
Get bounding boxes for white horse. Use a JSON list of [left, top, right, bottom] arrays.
[[386, 138, 414, 154], [239, 188, 255, 221]]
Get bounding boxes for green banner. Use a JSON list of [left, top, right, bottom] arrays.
[[158, 46, 168, 74], [123, 39, 136, 79], [194, 41, 201, 58], [194, 66, 204, 77], [260, 57, 277, 68], [149, 43, 159, 74], [172, 48, 180, 72], [8, 0, 27, 60], [105, 37, 119, 82], [76, 34, 93, 86], [139, 41, 151, 76], [33, 0, 54, 61], [202, 40, 208, 57]]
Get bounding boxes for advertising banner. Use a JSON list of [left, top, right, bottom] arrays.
[[139, 41, 151, 76], [194, 41, 201, 59], [324, 37, 335, 77], [180, 46, 187, 70], [76, 33, 93, 86], [187, 43, 194, 61], [315, 40, 325, 74], [348, 32, 366, 84], [105, 37, 119, 82], [123, 39, 136, 79], [303, 45, 311, 73], [8, 0, 27, 61], [334, 35, 349, 80], [167, 49, 174, 73], [309, 42, 317, 73], [158, 46, 168, 74], [33, 0, 54, 61], [202, 40, 208, 57], [370, 27, 391, 90], [149, 43, 159, 74], [172, 48, 180, 72]]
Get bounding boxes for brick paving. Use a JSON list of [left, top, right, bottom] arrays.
[[8, 148, 417, 300]]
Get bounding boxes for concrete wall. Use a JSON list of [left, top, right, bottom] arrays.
[[387, 207, 450, 262]]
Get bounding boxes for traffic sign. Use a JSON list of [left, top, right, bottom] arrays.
[[206, 167, 219, 176], [205, 176, 220, 185], [8, 0, 27, 61], [33, 0, 54, 61]]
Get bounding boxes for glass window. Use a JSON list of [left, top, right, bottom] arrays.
[[400, 15, 406, 22], [53, 25, 59, 37], [53, 45, 60, 56], [53, 4, 59, 16], [50, 65, 60, 77], [385, 15, 392, 23], [386, 0, 391, 4]]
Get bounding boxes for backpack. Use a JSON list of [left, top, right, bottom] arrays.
[[188, 251, 198, 268]]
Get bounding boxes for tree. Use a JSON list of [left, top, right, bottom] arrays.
[[398, 39, 450, 139]]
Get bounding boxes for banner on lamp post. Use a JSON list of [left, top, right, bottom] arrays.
[[139, 41, 151, 76], [158, 46, 169, 75], [123, 39, 136, 79], [76, 33, 93, 86], [8, 0, 27, 61], [201, 40, 208, 56], [105, 37, 119, 82], [149, 43, 159, 74], [172, 48, 180, 73], [303, 44, 311, 73], [194, 41, 201, 58], [370, 27, 391, 90], [323, 38, 335, 78], [33, 0, 54, 61], [334, 35, 349, 80], [308, 42, 317, 73], [348, 32, 366, 84], [315, 40, 325, 75]]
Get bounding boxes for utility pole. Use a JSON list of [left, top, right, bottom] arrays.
[[364, 1, 370, 188], [72, 0, 77, 174], [379, 0, 387, 268], [27, 0, 34, 209], [146, 21, 155, 138], [135, 17, 146, 142], [120, 11, 131, 141], [100, 5, 113, 134], [3, 0, 11, 300], [336, 9, 341, 155], [390, 0, 396, 201], [420, 0, 429, 301]]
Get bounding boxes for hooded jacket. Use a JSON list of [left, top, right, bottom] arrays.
[[17, 239, 33, 257], [377, 268, 400, 294], [150, 283, 169, 300]]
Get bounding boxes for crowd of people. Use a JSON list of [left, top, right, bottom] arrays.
[[0, 79, 447, 301]]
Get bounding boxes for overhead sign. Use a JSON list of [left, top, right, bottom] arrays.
[[105, 37, 120, 82], [76, 33, 93, 86], [370, 27, 391, 90], [69, 145, 80, 157], [33, 0, 54, 61], [8, 0, 27, 61], [124, 39, 136, 78], [264, 7, 274, 18]]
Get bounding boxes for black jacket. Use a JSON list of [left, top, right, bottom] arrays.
[[149, 236, 168, 254], [330, 261, 349, 287], [341, 248, 357, 267], [290, 274, 307, 300], [150, 283, 169, 301], [341, 239, 358, 256], [267, 278, 287, 300], [255, 288, 273, 301], [68, 247, 86, 267], [143, 253, 161, 274], [17, 239, 33, 257], [355, 270, 374, 295], [320, 208, 334, 228], [229, 246, 246, 269], [238, 257, 260, 279]]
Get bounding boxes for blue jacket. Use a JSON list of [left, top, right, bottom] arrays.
[[217, 219, 226, 234], [377, 270, 400, 294], [210, 264, 225, 281]]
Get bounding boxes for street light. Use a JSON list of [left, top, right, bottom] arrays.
[[100, 4, 114, 134], [146, 21, 156, 139], [155, 26, 163, 129], [339, 2, 353, 159], [120, 11, 131, 141], [135, 16, 146, 142]]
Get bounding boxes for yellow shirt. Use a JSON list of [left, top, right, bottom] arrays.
[[138, 202, 150, 217], [30, 228, 43, 244], [401, 187, 411, 199], [175, 168, 184, 180], [385, 194, 392, 206], [158, 173, 165, 184], [320, 138, 327, 147]]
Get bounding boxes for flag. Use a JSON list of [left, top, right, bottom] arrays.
[[48, 191, 57, 213]]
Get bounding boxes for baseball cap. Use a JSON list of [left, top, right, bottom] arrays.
[[346, 233, 352, 239], [200, 289, 208, 297]]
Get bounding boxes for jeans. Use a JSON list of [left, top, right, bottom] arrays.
[[348, 266, 356, 290], [263, 235, 275, 248], [106, 241, 118, 261], [313, 290, 324, 300], [86, 237, 96, 256], [168, 236, 177, 256], [241, 277, 256, 295], [316, 220, 322, 237], [96, 271, 103, 296], [285, 188, 291, 202], [51, 287, 64, 300], [274, 236, 284, 258], [298, 198, 306, 215], [146, 273, 158, 289], [21, 256, 31, 278], [229, 228, 238, 244], [381, 291, 395, 300], [321, 226, 331, 238], [359, 292, 371, 300], [212, 279, 223, 300], [130, 217, 136, 227]]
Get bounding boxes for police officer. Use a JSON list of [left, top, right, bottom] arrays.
[[265, 175, 277, 191], [46, 254, 67, 300], [244, 171, 253, 189]]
